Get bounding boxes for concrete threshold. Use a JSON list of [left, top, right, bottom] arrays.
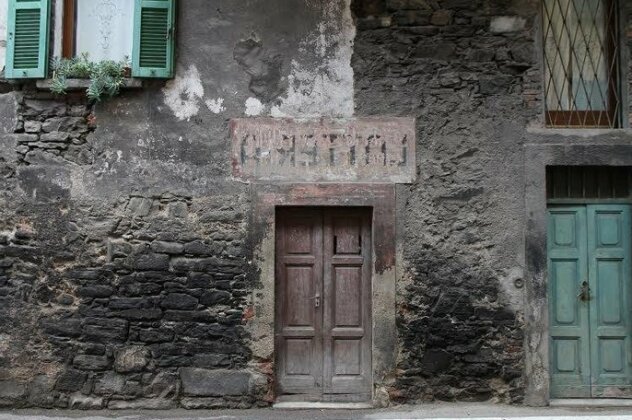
[[273, 401, 373, 409], [550, 398, 632, 408]]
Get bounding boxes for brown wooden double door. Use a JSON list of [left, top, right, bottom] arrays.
[[275, 207, 372, 402]]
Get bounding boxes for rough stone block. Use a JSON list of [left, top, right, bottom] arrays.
[[94, 372, 125, 395], [23, 99, 66, 117], [0, 92, 19, 134], [142, 372, 178, 398], [200, 290, 232, 306], [490, 16, 527, 33], [479, 75, 514, 95], [23, 121, 42, 133], [139, 328, 175, 343], [40, 132, 70, 142], [107, 398, 175, 409], [114, 346, 150, 373], [55, 370, 87, 392], [126, 197, 153, 217], [180, 368, 252, 397], [42, 116, 85, 133], [184, 240, 218, 256], [393, 10, 431, 26], [386, 0, 431, 11], [42, 318, 82, 338], [77, 285, 114, 298], [431, 9, 453, 26], [187, 272, 214, 288], [0, 380, 26, 400], [179, 397, 229, 409], [69, 393, 104, 410], [163, 310, 215, 323], [171, 257, 214, 272], [108, 240, 133, 259], [27, 375, 56, 407], [161, 293, 198, 310], [134, 253, 170, 271], [151, 241, 184, 255], [192, 354, 231, 368], [73, 355, 110, 371], [167, 201, 188, 218], [83, 318, 128, 343], [413, 42, 456, 60], [112, 308, 163, 321]]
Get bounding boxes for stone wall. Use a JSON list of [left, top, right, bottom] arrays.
[[0, 0, 358, 408], [0, 89, 261, 408], [352, 0, 540, 404], [0, 0, 631, 409], [352, 0, 632, 405]]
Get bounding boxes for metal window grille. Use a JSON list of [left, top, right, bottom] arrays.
[[542, 0, 622, 128], [547, 166, 632, 199]]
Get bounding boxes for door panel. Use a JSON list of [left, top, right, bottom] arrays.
[[323, 210, 372, 400], [548, 207, 592, 398], [276, 210, 323, 398], [588, 205, 632, 398], [276, 208, 372, 402]]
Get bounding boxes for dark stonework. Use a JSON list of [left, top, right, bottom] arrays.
[[351, 0, 632, 406], [0, 0, 630, 410]]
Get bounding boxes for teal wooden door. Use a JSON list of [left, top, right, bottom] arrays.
[[588, 205, 632, 397], [548, 206, 592, 397], [548, 204, 632, 398]]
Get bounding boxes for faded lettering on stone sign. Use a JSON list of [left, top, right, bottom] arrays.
[[230, 118, 416, 183]]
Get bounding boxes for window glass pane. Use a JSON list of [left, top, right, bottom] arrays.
[[543, 0, 610, 112], [75, 0, 133, 62]]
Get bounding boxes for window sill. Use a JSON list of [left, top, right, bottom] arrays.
[[526, 126, 632, 137], [36, 78, 144, 91]]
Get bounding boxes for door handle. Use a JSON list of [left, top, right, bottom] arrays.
[[578, 281, 591, 302], [310, 293, 321, 308]]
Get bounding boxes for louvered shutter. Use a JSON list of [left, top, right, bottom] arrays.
[[132, 0, 176, 78], [5, 0, 51, 79]]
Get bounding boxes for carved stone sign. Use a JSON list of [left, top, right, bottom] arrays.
[[230, 118, 416, 183]]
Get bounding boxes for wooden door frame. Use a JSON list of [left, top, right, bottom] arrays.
[[247, 183, 398, 406]]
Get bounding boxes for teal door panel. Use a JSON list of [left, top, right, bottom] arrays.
[[587, 205, 632, 397], [548, 204, 632, 399], [548, 207, 592, 398]]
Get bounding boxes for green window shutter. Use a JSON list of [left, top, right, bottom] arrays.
[[5, 0, 51, 79], [132, 0, 176, 78]]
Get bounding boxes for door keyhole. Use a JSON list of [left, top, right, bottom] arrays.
[[578, 281, 591, 302]]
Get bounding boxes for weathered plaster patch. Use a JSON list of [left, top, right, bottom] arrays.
[[270, 0, 355, 118], [245, 97, 264, 116], [205, 98, 226, 114], [162, 65, 205, 121]]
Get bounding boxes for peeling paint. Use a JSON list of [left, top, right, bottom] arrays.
[[270, 0, 355, 118], [205, 98, 226, 114], [162, 65, 205, 121], [245, 97, 264, 116]]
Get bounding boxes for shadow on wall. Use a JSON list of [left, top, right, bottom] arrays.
[[395, 249, 525, 404]]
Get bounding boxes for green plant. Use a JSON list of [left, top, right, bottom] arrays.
[[50, 53, 130, 101]]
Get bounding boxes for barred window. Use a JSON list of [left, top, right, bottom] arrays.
[[542, 0, 622, 128]]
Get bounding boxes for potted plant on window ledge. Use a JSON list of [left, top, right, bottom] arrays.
[[48, 53, 138, 101]]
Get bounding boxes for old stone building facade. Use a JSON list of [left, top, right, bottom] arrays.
[[0, 0, 631, 410]]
